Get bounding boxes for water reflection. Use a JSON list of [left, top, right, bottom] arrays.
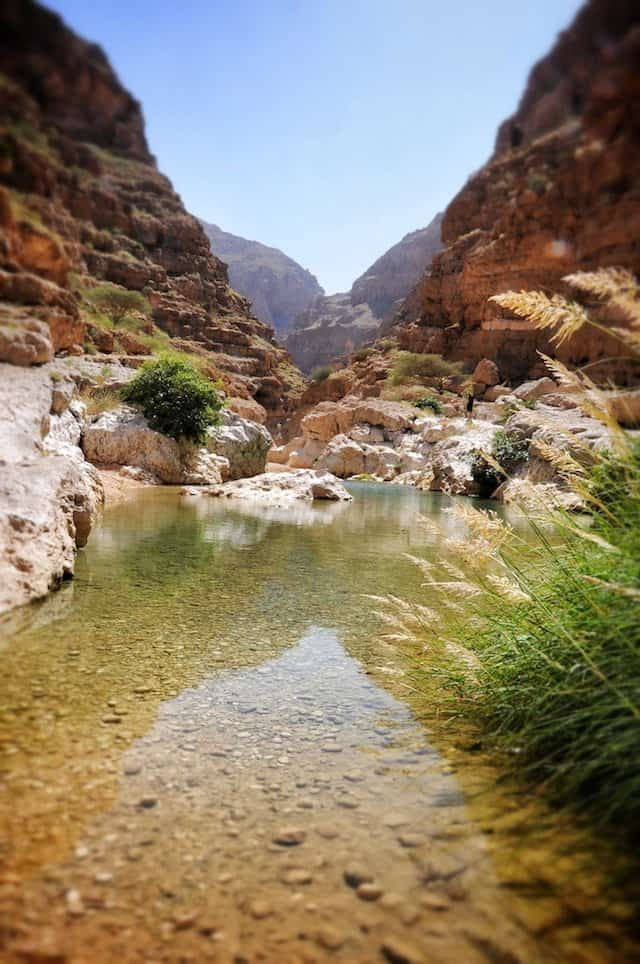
[[0, 484, 635, 962]]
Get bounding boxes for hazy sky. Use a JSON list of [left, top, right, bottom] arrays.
[[50, 0, 582, 293]]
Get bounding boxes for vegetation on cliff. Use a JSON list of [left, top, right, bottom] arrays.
[[123, 355, 223, 443]]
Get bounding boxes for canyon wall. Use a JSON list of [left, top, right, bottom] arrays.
[[0, 0, 303, 418], [285, 212, 443, 372], [201, 220, 323, 333], [396, 0, 640, 383]]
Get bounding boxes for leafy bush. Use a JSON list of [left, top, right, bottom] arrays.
[[471, 430, 529, 497], [311, 365, 332, 382], [123, 355, 223, 443], [413, 395, 442, 414], [387, 352, 463, 387], [527, 172, 549, 195], [86, 283, 150, 326], [352, 346, 373, 362]]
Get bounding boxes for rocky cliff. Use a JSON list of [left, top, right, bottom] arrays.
[[285, 212, 443, 371], [201, 220, 323, 333], [397, 0, 640, 383], [0, 0, 303, 420]]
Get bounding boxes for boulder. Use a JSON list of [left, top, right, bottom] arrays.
[[0, 363, 103, 614], [483, 385, 512, 402], [0, 317, 53, 366], [204, 469, 352, 504], [82, 405, 228, 485], [472, 358, 500, 387], [513, 377, 558, 402], [205, 409, 272, 480], [606, 389, 640, 428], [82, 405, 271, 485]]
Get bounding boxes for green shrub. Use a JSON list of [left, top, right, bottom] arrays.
[[352, 346, 373, 362], [311, 365, 332, 382], [527, 172, 549, 195], [387, 352, 463, 387], [123, 355, 223, 443], [471, 430, 529, 497], [413, 395, 442, 414], [86, 283, 150, 326]]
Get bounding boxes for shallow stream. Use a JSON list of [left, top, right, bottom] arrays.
[[0, 484, 636, 962]]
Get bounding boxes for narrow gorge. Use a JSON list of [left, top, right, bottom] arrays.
[[1, 1, 639, 962]]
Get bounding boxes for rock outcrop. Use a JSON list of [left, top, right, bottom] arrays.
[[0, 361, 103, 615], [0, 0, 304, 419], [82, 406, 272, 485], [199, 469, 352, 505], [201, 221, 323, 333], [395, 0, 640, 383], [284, 213, 443, 371], [269, 390, 614, 502]]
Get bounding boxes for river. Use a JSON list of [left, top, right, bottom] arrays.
[[0, 483, 635, 962]]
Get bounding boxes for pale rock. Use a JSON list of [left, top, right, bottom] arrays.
[[0, 363, 103, 614], [513, 377, 558, 402], [205, 469, 351, 505], [205, 409, 272, 480], [82, 405, 269, 485], [0, 317, 53, 366]]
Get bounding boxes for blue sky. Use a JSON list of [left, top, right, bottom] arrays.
[[50, 0, 582, 293]]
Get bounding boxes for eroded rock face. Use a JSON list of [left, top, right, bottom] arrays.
[[201, 469, 352, 505], [0, 0, 303, 418], [82, 405, 272, 485], [0, 317, 53, 366], [201, 221, 323, 333], [0, 362, 103, 614], [396, 0, 640, 384], [285, 213, 443, 371]]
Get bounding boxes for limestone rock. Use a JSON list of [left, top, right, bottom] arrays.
[[513, 378, 558, 402], [82, 405, 271, 485], [206, 469, 352, 504], [0, 362, 103, 615], [0, 317, 53, 366], [205, 409, 272, 480]]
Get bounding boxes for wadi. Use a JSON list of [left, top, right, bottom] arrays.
[[0, 1, 639, 961]]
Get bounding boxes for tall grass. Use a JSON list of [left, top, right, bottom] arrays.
[[375, 268, 640, 838]]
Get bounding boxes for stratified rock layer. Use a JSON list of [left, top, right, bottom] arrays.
[[0, 0, 302, 417], [285, 213, 443, 371], [201, 221, 323, 333], [397, 0, 640, 383]]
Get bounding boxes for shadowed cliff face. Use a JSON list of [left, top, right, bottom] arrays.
[[397, 0, 640, 384], [0, 0, 304, 417], [285, 213, 443, 372], [201, 220, 324, 333]]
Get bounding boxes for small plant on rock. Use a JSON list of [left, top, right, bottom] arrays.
[[413, 395, 443, 414], [123, 355, 223, 443], [471, 430, 529, 497]]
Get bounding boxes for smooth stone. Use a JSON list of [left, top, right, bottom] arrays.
[[315, 926, 346, 951], [397, 834, 424, 849], [381, 937, 422, 964], [282, 868, 313, 886], [249, 899, 273, 919], [356, 883, 383, 902], [344, 866, 374, 888], [273, 828, 306, 846]]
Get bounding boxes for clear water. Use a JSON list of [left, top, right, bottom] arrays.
[[0, 484, 635, 962]]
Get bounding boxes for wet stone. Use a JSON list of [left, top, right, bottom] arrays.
[[273, 828, 306, 846], [356, 883, 383, 902], [248, 899, 272, 919], [282, 868, 313, 886], [344, 866, 374, 889], [381, 937, 422, 964]]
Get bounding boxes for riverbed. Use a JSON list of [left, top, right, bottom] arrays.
[[0, 483, 635, 962]]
